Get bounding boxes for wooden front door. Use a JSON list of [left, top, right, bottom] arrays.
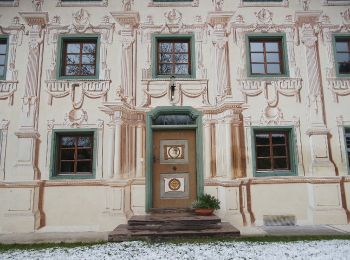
[[152, 129, 197, 209]]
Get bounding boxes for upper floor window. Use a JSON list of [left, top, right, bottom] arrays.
[[248, 37, 287, 76], [153, 35, 195, 78], [0, 37, 8, 80], [335, 37, 350, 75], [253, 128, 296, 177], [58, 36, 99, 79]]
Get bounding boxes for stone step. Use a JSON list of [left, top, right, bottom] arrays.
[[108, 222, 240, 242], [128, 213, 221, 230]]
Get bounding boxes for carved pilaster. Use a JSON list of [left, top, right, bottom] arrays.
[[111, 12, 139, 106], [296, 11, 336, 177], [207, 11, 234, 103], [12, 12, 48, 181]]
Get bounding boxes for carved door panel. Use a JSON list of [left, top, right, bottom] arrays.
[[152, 130, 197, 209]]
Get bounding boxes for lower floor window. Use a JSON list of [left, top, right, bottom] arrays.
[[345, 129, 350, 168], [254, 129, 292, 174], [55, 132, 94, 176]]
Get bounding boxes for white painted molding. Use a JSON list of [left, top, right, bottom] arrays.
[[0, 81, 18, 106], [148, 0, 199, 7], [57, 0, 108, 7]]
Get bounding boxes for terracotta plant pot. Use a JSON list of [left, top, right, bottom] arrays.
[[194, 208, 214, 216]]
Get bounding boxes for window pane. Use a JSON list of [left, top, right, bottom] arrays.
[[160, 53, 172, 62], [251, 53, 264, 62], [153, 114, 196, 125], [256, 133, 270, 145], [77, 161, 91, 173], [77, 149, 92, 160], [175, 54, 189, 63], [274, 158, 288, 169], [273, 146, 287, 156], [174, 42, 188, 52], [82, 43, 96, 54], [266, 53, 280, 63], [267, 64, 281, 74], [339, 63, 350, 74], [78, 137, 91, 147], [256, 146, 270, 157], [336, 42, 348, 52], [251, 63, 265, 74], [175, 64, 189, 74], [250, 42, 263, 52], [82, 54, 95, 64], [81, 65, 95, 75], [66, 54, 80, 64], [271, 133, 286, 144], [61, 137, 75, 147], [257, 158, 271, 170], [159, 42, 173, 52], [61, 149, 75, 160], [336, 53, 350, 63], [60, 162, 74, 173], [0, 44, 6, 54], [67, 43, 80, 53], [265, 42, 279, 52], [0, 66, 4, 77], [65, 65, 80, 75], [159, 64, 172, 74]]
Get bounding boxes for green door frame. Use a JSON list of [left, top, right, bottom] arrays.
[[145, 106, 204, 212]]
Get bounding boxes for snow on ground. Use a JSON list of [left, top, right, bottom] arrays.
[[1, 240, 350, 260]]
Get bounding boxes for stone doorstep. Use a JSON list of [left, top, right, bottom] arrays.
[[108, 222, 240, 242]]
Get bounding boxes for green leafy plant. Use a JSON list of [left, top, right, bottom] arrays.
[[191, 194, 220, 210]]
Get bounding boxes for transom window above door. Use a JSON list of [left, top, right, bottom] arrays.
[[157, 39, 191, 76]]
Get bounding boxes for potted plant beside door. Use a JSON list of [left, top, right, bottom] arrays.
[[192, 194, 220, 216]]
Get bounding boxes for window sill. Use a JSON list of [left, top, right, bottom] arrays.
[[50, 174, 95, 180], [0, 80, 18, 105], [239, 0, 288, 7], [327, 77, 350, 102], [57, 0, 108, 7], [254, 171, 296, 177], [148, 0, 199, 7]]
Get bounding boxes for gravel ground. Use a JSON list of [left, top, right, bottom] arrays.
[[1, 240, 350, 260]]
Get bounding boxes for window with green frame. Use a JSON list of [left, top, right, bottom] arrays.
[[153, 35, 195, 78], [57, 35, 100, 80], [334, 36, 350, 76], [345, 128, 350, 171], [50, 130, 97, 179], [252, 128, 297, 177], [247, 34, 289, 77], [0, 36, 9, 80]]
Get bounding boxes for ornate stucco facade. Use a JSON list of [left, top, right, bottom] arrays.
[[0, 0, 350, 233]]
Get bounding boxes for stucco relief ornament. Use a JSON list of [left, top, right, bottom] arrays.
[[71, 9, 91, 32], [0, 120, 10, 130], [212, 0, 224, 11], [163, 9, 183, 33], [32, 0, 43, 12], [64, 108, 88, 127], [260, 106, 284, 125], [300, 0, 310, 11], [122, 0, 134, 11], [255, 8, 273, 24], [341, 9, 350, 25]]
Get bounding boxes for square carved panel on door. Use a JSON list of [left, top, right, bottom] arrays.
[[160, 173, 189, 199], [160, 140, 188, 164]]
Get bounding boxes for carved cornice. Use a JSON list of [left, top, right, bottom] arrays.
[[239, 0, 288, 7], [110, 12, 140, 28], [295, 11, 322, 27], [148, 0, 199, 7], [328, 78, 350, 102], [57, 0, 108, 7], [19, 12, 49, 27], [207, 12, 234, 27], [0, 81, 18, 105]]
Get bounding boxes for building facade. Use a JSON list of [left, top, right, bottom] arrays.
[[0, 0, 350, 233]]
